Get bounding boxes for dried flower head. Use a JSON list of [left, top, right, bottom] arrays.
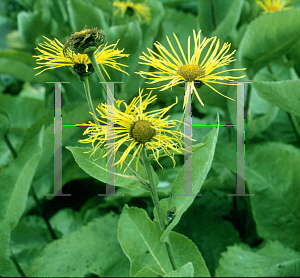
[[63, 27, 105, 55]]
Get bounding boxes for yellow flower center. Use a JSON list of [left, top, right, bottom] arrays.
[[177, 64, 205, 82], [130, 120, 156, 144], [269, 5, 278, 11]]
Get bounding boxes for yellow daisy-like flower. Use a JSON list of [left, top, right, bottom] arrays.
[[136, 30, 246, 107], [114, 0, 151, 24], [79, 89, 186, 172], [257, 0, 292, 13], [34, 36, 129, 78]]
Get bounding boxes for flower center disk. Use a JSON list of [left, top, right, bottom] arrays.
[[177, 64, 205, 82], [130, 120, 156, 144]]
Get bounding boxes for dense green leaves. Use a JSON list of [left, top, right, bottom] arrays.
[[246, 142, 300, 250], [118, 205, 210, 277], [1, 0, 300, 277], [0, 127, 44, 276]]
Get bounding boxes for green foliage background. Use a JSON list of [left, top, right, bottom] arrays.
[[0, 0, 300, 277]]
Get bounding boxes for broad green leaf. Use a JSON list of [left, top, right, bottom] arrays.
[[159, 115, 219, 242], [0, 94, 45, 128], [164, 262, 194, 277], [10, 215, 53, 272], [197, 0, 235, 36], [118, 205, 210, 277], [49, 208, 83, 236], [67, 0, 108, 32], [135, 266, 166, 277], [246, 105, 279, 140], [246, 142, 300, 250], [252, 80, 300, 117], [216, 241, 300, 277], [239, 9, 300, 75], [148, 142, 206, 161], [0, 127, 44, 276], [0, 50, 54, 83], [105, 20, 142, 59], [67, 146, 159, 191], [18, 10, 51, 45], [212, 0, 244, 41], [27, 213, 130, 277]]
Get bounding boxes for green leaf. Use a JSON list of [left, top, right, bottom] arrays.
[[67, 0, 108, 32], [106, 20, 142, 57], [27, 213, 130, 277], [118, 205, 210, 277], [197, 0, 234, 36], [216, 241, 300, 277], [252, 80, 300, 117], [67, 146, 159, 191], [148, 142, 206, 161], [0, 127, 44, 275], [49, 208, 83, 236], [10, 215, 53, 270], [135, 266, 166, 277], [246, 105, 279, 140], [246, 142, 300, 250], [163, 262, 194, 277], [0, 50, 54, 83], [212, 0, 244, 41], [0, 94, 45, 128], [239, 9, 300, 75], [18, 10, 51, 45], [159, 115, 219, 242]]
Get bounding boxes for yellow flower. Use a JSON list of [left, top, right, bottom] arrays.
[[257, 0, 292, 13], [34, 36, 129, 78], [136, 30, 246, 107], [79, 89, 186, 172], [114, 0, 151, 24]]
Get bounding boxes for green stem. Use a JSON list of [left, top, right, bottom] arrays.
[[82, 76, 99, 125], [85, 51, 148, 188], [141, 148, 178, 271], [87, 52, 114, 105]]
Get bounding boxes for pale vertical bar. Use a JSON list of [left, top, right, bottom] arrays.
[[184, 83, 193, 195], [98, 82, 122, 196], [106, 82, 115, 195], [47, 82, 71, 196], [229, 81, 253, 197]]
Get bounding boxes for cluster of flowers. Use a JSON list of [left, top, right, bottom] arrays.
[[34, 0, 290, 172]]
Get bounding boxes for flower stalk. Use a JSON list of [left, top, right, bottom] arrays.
[[87, 52, 114, 105], [82, 76, 99, 125], [141, 148, 179, 271]]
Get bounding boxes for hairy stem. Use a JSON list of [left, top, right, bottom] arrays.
[[87, 52, 114, 105], [141, 148, 178, 270], [82, 76, 99, 125]]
